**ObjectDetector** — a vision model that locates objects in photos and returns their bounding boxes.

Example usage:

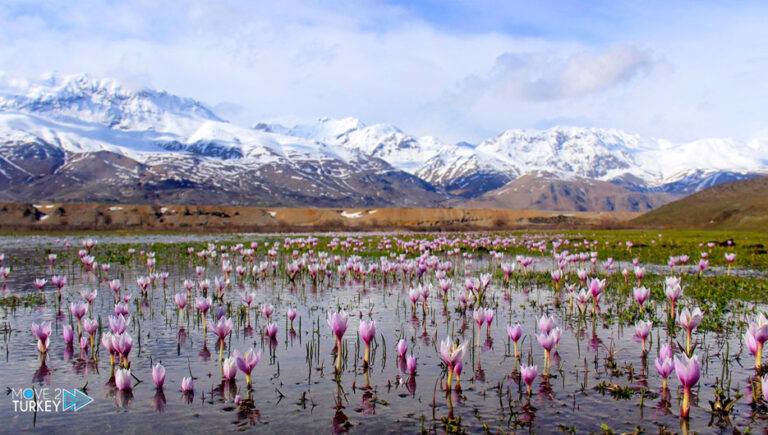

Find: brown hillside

[0,202,638,232]
[631,177,768,230]
[461,172,677,212]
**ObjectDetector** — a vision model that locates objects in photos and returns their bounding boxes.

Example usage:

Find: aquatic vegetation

[0,230,767,432]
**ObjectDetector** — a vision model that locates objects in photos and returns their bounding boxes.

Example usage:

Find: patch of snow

[340,211,363,219]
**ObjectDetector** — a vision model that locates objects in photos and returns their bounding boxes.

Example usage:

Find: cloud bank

[0,0,766,144]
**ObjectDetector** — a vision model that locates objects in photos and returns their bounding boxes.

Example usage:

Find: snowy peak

[476,126,659,182]
[254,117,444,173]
[0,72,222,131]
[0,73,389,166]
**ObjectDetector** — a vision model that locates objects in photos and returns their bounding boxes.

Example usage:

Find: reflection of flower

[182,391,195,404]
[483,336,494,351]
[406,376,416,394]
[153,391,167,413]
[198,344,211,361]
[33,363,51,385]
[332,409,350,434]
[354,389,377,415]
[115,390,133,408]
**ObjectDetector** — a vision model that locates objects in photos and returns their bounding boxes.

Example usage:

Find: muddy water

[0,235,765,434]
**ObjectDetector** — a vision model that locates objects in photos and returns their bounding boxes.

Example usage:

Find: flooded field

[1,231,767,433]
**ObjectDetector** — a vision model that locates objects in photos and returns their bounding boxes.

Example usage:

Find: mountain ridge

[1,72,766,212]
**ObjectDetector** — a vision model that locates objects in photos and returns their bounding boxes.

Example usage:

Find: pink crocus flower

[453,361,463,386]
[438,278,452,299]
[241,291,255,308]
[550,269,562,289]
[655,356,674,389]
[725,253,736,275]
[62,324,74,344]
[698,259,709,276]
[83,318,98,338]
[261,304,274,321]
[655,344,674,390]
[115,302,130,317]
[328,310,349,371]
[507,323,523,358]
[633,286,650,309]
[748,313,768,368]
[679,307,703,354]
[31,321,52,353]
[397,339,408,358]
[108,314,130,334]
[440,337,467,390]
[266,322,278,339]
[634,266,646,284]
[209,317,234,340]
[536,330,557,372]
[31,320,52,342]
[406,355,417,375]
[287,308,297,329]
[577,268,587,283]
[102,333,117,365]
[152,363,166,390]
[213,305,226,320]
[408,288,420,309]
[51,275,66,292]
[222,356,238,380]
[359,319,376,365]
[108,279,121,295]
[538,314,556,334]
[674,354,701,419]
[70,301,87,319]
[521,364,539,396]
[181,376,194,393]
[80,289,97,305]
[112,332,133,367]
[115,368,132,391]
[634,320,652,354]
[235,348,261,387]
[664,277,682,319]
[36,336,50,354]
[473,309,485,346]
[484,308,495,327]
[174,293,187,310]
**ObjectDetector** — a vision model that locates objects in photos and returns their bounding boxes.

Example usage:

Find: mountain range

[1,72,766,211]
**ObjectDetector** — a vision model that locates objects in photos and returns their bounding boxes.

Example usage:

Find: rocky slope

[1,72,766,212]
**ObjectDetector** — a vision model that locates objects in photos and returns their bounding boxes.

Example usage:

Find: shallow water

[0,235,766,434]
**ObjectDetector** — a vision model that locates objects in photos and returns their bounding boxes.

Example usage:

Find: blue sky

[0,0,766,144]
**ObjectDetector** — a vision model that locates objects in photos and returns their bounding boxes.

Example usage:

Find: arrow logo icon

[62,389,93,411]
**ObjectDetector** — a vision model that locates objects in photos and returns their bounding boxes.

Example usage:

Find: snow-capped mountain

[255,117,444,173]
[0,73,445,207]
[1,72,766,212]
[418,127,768,197]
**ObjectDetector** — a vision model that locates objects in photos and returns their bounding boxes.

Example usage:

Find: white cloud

[0,0,766,145]
[455,45,657,103]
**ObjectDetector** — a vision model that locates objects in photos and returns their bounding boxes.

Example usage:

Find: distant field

[0,201,639,232]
